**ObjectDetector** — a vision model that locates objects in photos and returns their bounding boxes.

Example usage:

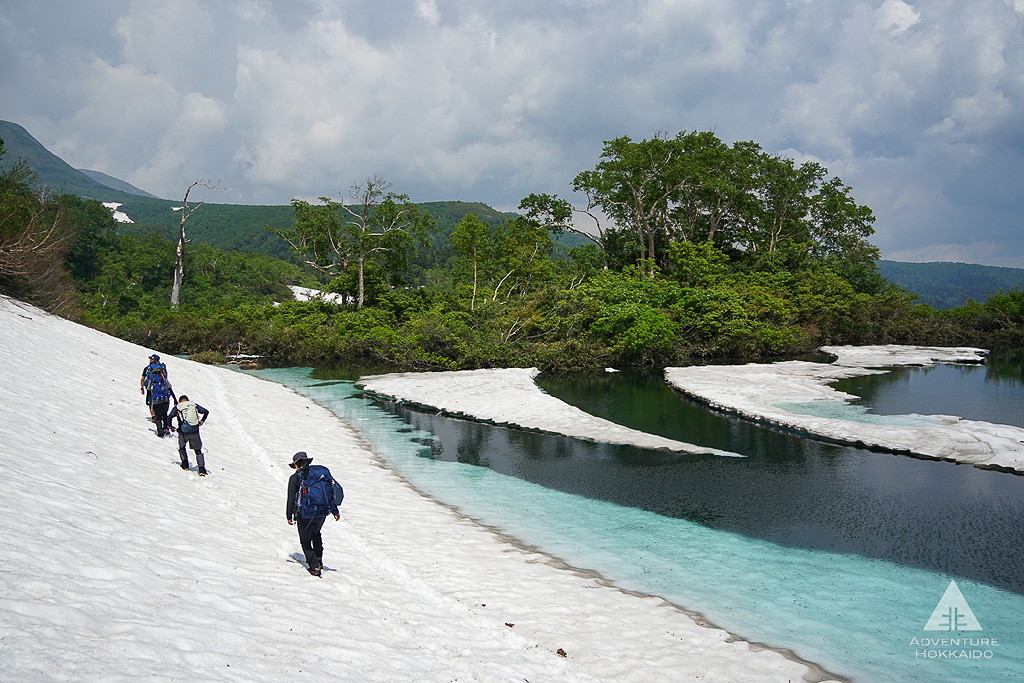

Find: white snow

[358,368,742,457]
[819,344,988,367]
[664,350,1024,473]
[288,285,349,305]
[0,296,827,682]
[101,201,133,223]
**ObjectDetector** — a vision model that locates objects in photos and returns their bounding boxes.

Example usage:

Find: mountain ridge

[77,167,160,199]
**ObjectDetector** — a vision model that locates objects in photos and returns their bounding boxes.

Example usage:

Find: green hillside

[0,119,554,259]
[878,260,1024,309]
[0,120,142,203]
[78,168,159,198]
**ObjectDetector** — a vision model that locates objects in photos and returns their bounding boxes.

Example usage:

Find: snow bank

[101,201,133,223]
[358,368,741,457]
[288,285,349,305]
[665,351,1024,473]
[0,297,829,682]
[819,344,988,367]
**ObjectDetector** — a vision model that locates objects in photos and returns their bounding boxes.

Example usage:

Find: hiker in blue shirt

[168,394,210,476]
[146,366,176,437]
[286,452,340,577]
[140,354,167,422]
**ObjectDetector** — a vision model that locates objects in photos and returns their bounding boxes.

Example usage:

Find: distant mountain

[77,168,159,199]
[878,260,1024,309]
[0,119,541,258]
[0,120,149,203]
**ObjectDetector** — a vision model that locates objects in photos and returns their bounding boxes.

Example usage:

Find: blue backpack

[297,465,343,518]
[149,375,172,404]
[144,362,167,388]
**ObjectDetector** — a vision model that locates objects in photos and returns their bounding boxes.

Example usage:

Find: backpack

[150,376,172,404]
[144,362,167,388]
[178,401,201,432]
[296,465,338,518]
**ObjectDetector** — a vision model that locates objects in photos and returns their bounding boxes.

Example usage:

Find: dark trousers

[177,430,205,467]
[296,516,327,569]
[152,400,171,436]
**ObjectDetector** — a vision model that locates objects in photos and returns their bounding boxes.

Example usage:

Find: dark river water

[251,349,1024,682]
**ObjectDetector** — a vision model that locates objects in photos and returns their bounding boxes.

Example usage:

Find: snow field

[0,297,826,682]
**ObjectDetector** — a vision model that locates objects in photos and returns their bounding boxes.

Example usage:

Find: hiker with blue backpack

[286,452,342,577]
[146,366,176,437]
[168,394,210,476]
[140,354,167,422]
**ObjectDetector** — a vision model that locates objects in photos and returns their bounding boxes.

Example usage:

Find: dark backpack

[297,465,337,518]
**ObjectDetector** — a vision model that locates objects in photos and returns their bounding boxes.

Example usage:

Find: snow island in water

[358,367,741,458]
[665,345,1024,474]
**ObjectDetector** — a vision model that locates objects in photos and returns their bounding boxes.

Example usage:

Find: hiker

[168,394,210,475]
[147,366,176,437]
[139,354,167,421]
[286,452,340,577]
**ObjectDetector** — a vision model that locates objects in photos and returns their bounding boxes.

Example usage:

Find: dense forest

[3,131,1024,371]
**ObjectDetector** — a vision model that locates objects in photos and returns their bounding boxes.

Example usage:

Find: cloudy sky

[2,0,1023,266]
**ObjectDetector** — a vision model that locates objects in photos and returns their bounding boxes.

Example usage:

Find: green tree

[449,213,492,310]
[273,176,435,309]
[568,130,878,279]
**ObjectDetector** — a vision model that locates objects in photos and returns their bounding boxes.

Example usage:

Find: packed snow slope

[0,297,831,682]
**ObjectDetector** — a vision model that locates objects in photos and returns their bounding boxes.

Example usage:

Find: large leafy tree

[566,130,879,281]
[274,176,436,309]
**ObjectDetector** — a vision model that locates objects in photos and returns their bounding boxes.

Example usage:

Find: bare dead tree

[0,198,78,315]
[171,179,222,307]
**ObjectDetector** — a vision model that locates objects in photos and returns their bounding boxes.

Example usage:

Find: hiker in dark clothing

[147,366,176,437]
[286,452,340,577]
[168,394,210,475]
[140,354,167,421]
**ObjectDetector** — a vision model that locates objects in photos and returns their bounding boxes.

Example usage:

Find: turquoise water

[251,366,1024,682]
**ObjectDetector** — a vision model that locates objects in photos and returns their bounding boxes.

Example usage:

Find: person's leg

[188,432,206,472]
[153,401,169,436]
[177,431,190,469]
[297,517,319,568]
[308,515,326,570]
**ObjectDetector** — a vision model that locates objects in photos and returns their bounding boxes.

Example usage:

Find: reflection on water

[528,370,1024,593]
[831,349,1024,427]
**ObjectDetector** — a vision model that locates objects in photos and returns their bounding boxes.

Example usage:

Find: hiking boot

[308,567,322,577]
[180,462,190,470]
[198,466,208,476]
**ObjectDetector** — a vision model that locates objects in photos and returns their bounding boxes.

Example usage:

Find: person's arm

[197,404,210,425]
[286,473,298,523]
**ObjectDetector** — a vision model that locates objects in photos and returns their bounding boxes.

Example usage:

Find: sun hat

[289,451,312,468]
